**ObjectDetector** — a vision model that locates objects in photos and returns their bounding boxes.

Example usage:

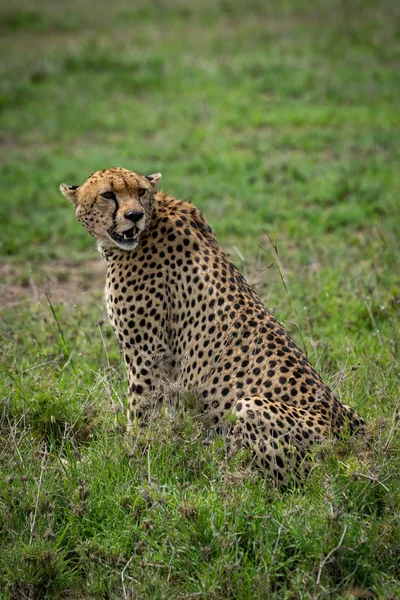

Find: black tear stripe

[107,178,119,227]
[111,198,119,227]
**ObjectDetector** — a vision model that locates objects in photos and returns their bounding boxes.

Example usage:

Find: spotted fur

[60,167,366,484]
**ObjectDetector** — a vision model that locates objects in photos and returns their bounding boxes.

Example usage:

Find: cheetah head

[60,167,162,251]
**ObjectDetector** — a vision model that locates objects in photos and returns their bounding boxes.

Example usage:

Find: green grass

[1,0,399,597]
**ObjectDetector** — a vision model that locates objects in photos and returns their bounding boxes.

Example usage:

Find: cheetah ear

[145,172,162,188]
[59,183,80,207]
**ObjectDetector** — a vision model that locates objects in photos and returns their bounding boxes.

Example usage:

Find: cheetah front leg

[125,363,165,429]
[123,341,174,429]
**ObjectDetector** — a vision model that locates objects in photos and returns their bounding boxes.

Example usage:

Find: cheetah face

[59,168,162,251]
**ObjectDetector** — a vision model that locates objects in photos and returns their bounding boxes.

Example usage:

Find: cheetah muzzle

[107,224,139,250]
[60,167,366,486]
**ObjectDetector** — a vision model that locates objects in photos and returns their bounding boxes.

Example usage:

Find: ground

[0,260,106,307]
[0,0,399,598]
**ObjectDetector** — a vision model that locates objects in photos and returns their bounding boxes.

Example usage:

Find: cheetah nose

[125,210,144,223]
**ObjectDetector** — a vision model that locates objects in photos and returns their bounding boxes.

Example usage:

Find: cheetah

[60,167,365,484]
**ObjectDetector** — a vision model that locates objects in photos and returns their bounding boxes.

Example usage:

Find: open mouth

[107,226,138,249]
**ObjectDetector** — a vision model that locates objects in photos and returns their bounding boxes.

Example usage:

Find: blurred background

[1,0,399,261]
[1,0,399,328]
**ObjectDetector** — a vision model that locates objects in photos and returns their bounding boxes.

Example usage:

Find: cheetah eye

[101,191,117,201]
[138,188,147,198]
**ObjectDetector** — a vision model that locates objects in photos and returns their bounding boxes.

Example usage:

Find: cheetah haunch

[60,167,365,484]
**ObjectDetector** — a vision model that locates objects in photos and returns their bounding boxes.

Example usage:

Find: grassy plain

[1,0,399,598]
